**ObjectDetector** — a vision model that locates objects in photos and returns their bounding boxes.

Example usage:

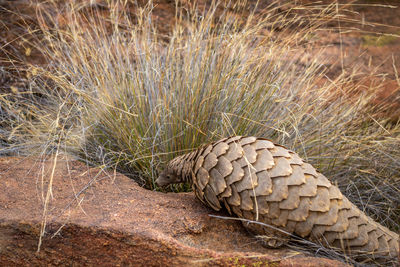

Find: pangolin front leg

[156,136,399,264]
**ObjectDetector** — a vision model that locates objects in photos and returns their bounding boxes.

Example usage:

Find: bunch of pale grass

[0,0,399,262]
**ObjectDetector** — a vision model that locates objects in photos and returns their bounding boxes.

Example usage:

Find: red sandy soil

[0,156,349,266]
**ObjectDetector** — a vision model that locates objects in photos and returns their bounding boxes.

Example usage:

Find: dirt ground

[0,156,349,266]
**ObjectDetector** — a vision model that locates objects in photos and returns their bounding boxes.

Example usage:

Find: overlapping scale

[162,136,399,263]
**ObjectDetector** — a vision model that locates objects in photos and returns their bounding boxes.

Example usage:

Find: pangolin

[156,136,399,264]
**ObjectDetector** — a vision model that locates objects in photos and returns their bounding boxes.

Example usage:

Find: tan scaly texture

[156,136,399,264]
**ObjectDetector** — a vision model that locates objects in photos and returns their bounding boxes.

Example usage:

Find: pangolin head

[155,157,184,187]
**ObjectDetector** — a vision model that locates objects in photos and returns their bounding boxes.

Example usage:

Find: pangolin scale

[156,136,399,264]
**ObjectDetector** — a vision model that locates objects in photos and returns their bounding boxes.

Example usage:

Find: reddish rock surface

[0,156,347,266]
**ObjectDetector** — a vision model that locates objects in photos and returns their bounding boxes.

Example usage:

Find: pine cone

[156,136,399,263]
